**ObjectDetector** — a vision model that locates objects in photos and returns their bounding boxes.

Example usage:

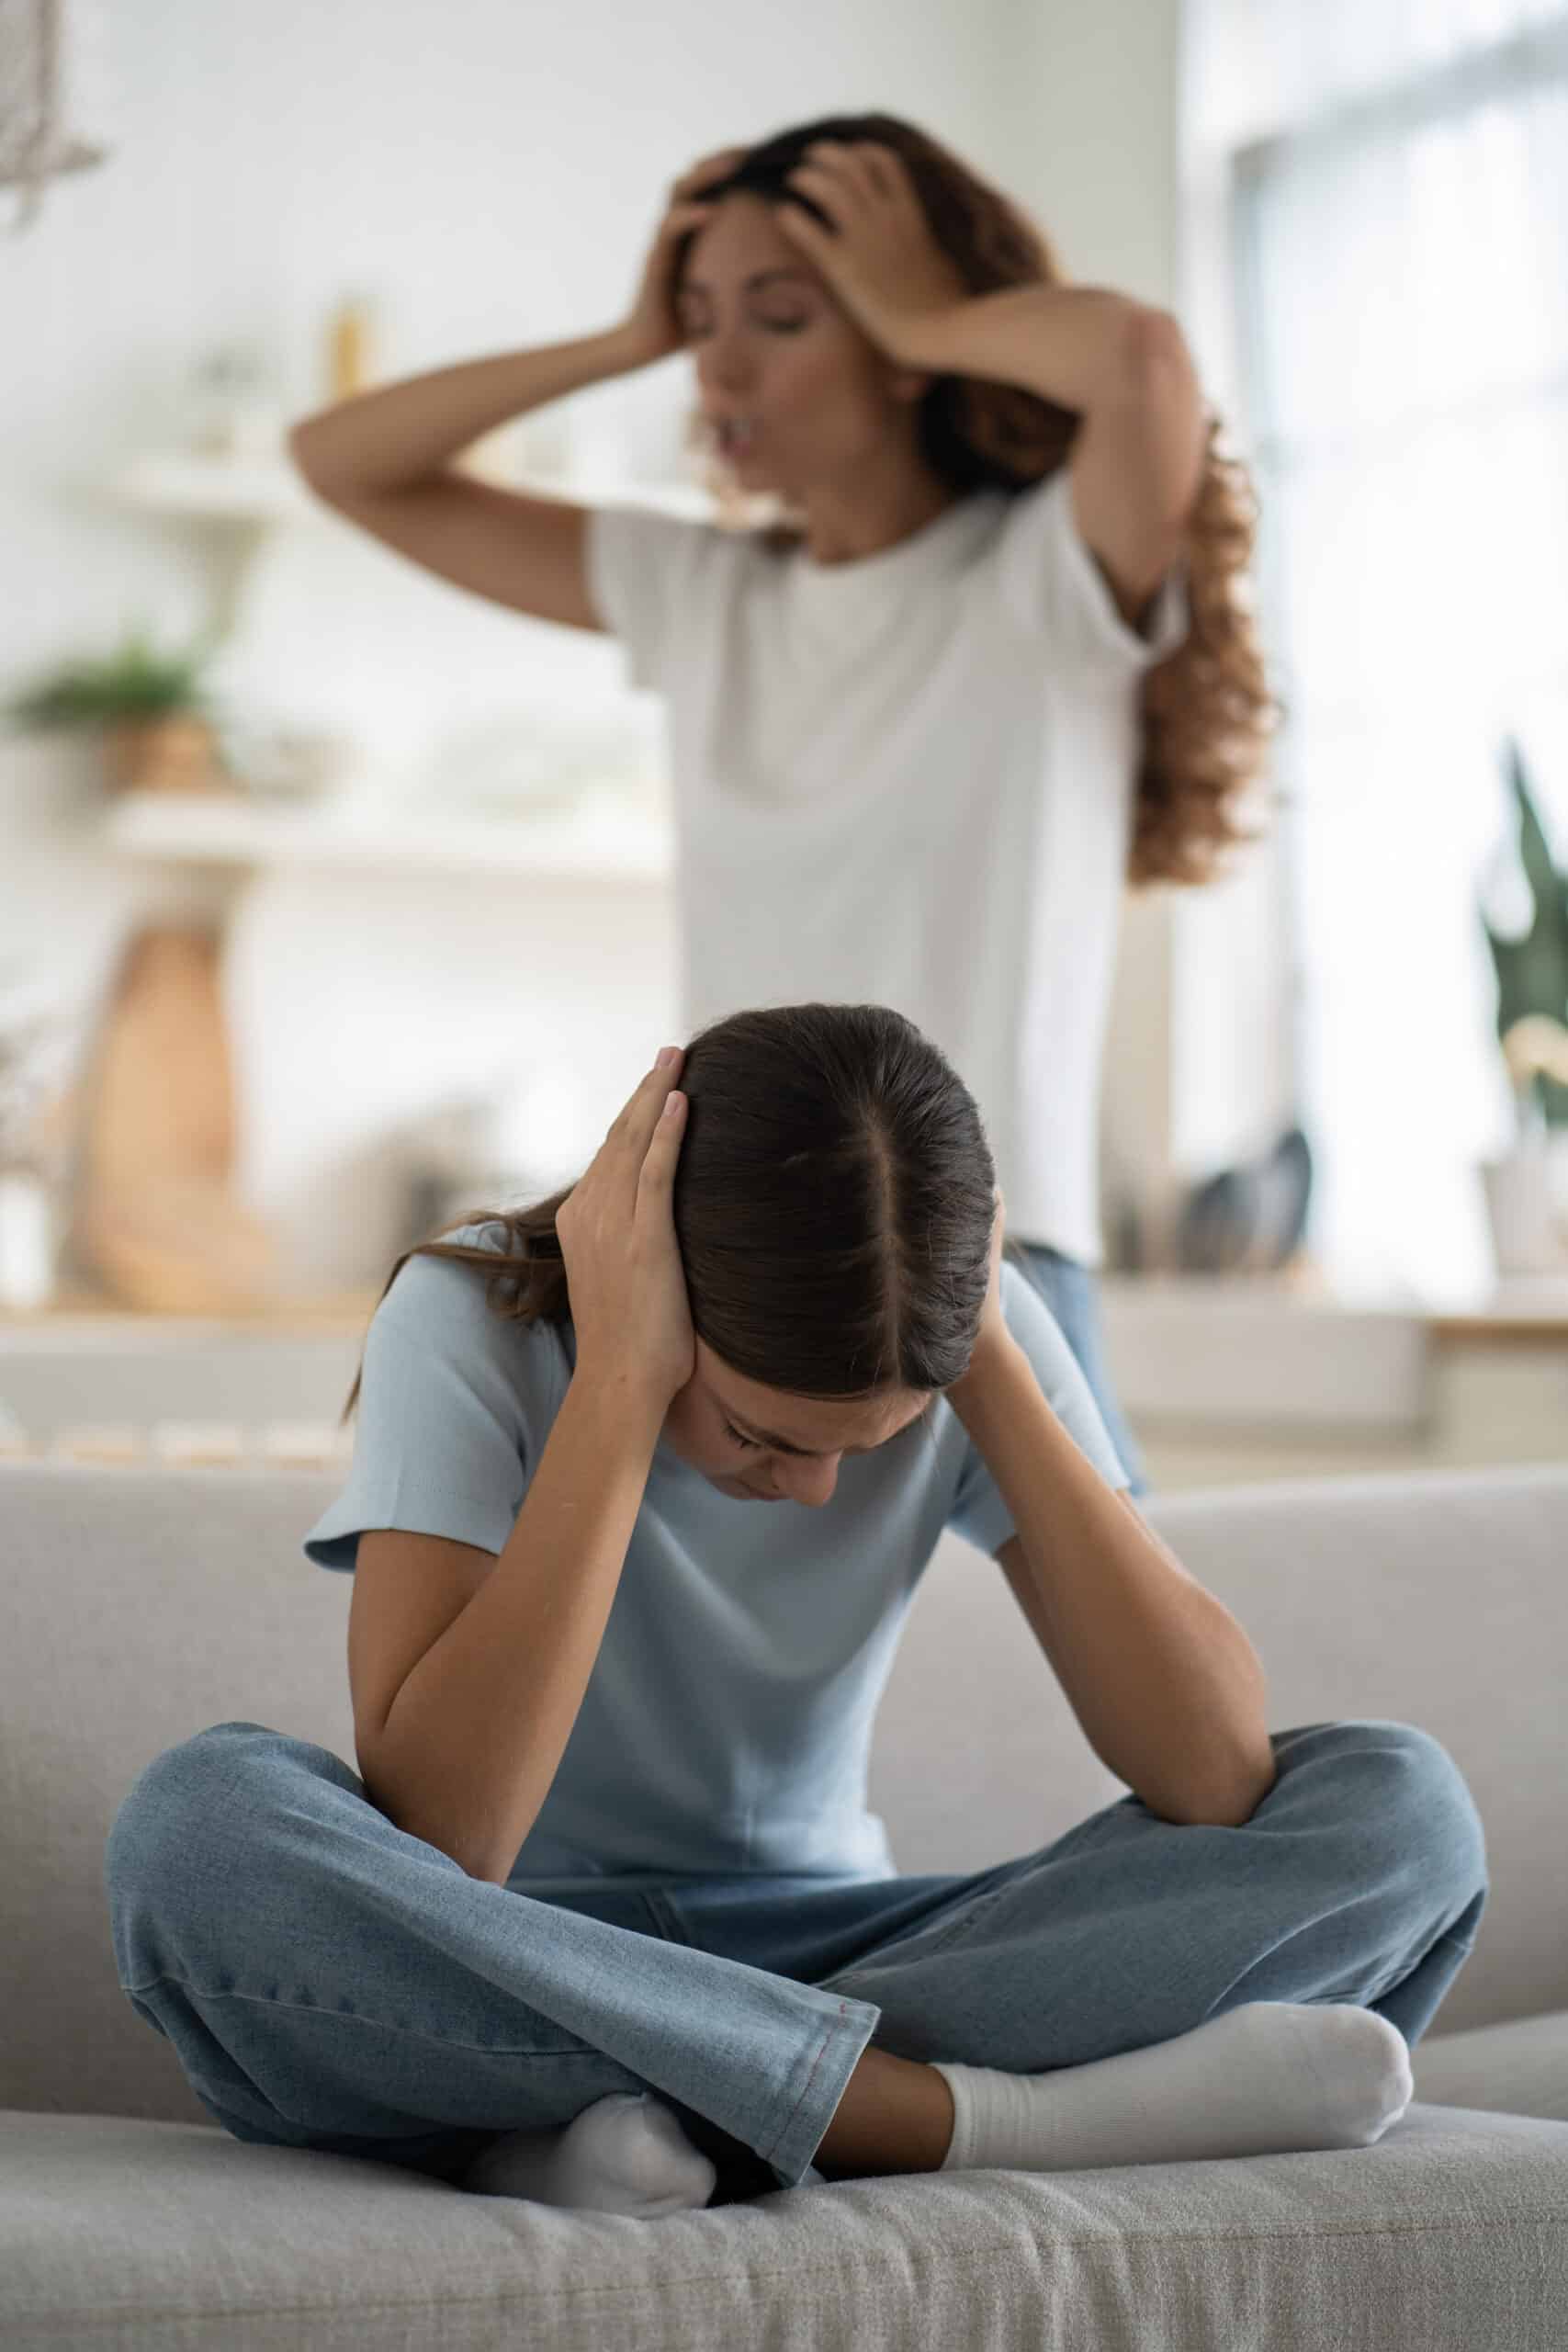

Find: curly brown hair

[679,112,1279,888]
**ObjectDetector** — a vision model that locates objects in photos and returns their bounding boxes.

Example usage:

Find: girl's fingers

[644,1088,684,1164]
[604,1050,680,1149]
[634,1049,684,1136]
[635,1087,685,1203]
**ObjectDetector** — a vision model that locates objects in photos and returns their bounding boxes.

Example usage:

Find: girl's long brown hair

[680,112,1278,888]
[346,1002,998,1416]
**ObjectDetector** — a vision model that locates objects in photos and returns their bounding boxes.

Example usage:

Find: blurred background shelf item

[107,453,715,526]
[108,454,317,524]
[99,786,674,883]
[1,1287,1561,1491]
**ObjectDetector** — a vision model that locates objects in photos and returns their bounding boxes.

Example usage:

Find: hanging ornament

[0,0,110,232]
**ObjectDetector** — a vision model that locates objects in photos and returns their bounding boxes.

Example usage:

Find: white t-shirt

[587,472,1187,1267]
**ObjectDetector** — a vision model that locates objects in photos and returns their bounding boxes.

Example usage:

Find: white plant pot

[0,1172,56,1310]
[1480,1131,1568,1277]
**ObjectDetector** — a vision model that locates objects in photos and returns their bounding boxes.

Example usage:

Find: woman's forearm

[288,323,650,498]
[359,1363,666,1883]
[947,1335,1276,1826]
[899,284,1181,420]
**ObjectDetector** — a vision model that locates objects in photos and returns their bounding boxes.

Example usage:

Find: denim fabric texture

[107,1717,1486,2197]
[1013,1242,1148,1496]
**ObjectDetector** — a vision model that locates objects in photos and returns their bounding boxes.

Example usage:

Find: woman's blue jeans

[106,1715,1486,2197]
[1014,1242,1148,1496]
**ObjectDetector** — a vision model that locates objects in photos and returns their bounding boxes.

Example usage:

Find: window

[1185,0,1568,1303]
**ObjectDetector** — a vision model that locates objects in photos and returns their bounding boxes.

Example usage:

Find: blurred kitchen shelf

[0,1294,379,1333]
[1100,1273,1568,1450]
[107,451,716,525]
[109,453,317,521]
[101,789,674,883]
[1099,1275,1431,1432]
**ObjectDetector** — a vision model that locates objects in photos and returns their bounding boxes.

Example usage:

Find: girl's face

[677,192,925,503]
[661,1336,933,1507]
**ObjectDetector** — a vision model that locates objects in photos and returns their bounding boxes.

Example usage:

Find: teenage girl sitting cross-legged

[106,1003,1485,2213]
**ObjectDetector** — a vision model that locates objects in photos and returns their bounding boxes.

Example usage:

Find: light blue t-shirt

[306,1229,1130,1882]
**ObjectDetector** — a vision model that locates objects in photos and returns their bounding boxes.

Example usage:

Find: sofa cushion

[1413,2010,1568,2123]
[7,1459,1568,2123]
[4,2105,1567,2352]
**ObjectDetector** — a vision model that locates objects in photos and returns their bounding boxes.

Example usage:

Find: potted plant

[4,626,227,793]
[1478,738,1568,1275]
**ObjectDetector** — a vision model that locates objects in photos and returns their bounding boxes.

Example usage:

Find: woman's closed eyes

[681,307,812,340]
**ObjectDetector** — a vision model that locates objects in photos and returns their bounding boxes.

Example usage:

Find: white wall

[3,0,1196,1290]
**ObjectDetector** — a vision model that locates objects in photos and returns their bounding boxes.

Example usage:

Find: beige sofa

[4,1456,1567,2348]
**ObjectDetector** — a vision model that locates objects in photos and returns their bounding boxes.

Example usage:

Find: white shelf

[107,451,716,525]
[109,453,316,521]
[101,789,674,884]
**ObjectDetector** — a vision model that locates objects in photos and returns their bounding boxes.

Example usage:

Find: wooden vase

[69,925,276,1315]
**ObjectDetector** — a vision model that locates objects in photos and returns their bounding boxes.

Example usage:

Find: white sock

[934,2002,1413,2174]
[459,2091,716,2217]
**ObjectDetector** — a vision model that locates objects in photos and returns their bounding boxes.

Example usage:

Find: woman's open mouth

[711,414,761,459]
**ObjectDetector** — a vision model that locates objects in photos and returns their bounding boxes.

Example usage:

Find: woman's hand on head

[619,146,750,367]
[774,140,969,365]
[555,1047,696,1407]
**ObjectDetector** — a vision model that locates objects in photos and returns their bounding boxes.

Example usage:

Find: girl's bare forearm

[950,1339,1274,1824]
[361,1364,668,1882]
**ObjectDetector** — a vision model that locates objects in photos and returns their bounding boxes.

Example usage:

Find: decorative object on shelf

[1481,739,1568,1128]
[423,702,661,823]
[214,718,357,803]
[0,1148,55,1312]
[325,292,378,401]
[66,925,276,1315]
[184,342,287,463]
[0,0,109,232]
[1477,738,1568,1277]
[393,1069,585,1257]
[2,1419,355,1467]
[0,967,68,1310]
[1174,1125,1315,1275]
[5,624,231,794]
[1480,1016,1568,1276]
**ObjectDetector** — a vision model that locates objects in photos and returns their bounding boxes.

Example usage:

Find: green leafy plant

[5,626,218,729]
[1482,738,1568,1129]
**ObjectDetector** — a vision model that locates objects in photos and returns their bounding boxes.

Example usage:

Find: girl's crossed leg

[105,1716,1485,2195]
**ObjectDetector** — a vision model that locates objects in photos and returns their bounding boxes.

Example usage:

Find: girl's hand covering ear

[556,1047,696,1406]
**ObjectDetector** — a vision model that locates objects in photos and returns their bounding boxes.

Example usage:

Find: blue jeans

[1015,1242,1148,1496]
[106,1717,1485,2198]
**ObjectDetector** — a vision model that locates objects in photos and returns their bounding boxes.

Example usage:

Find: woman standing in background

[288,112,1274,1493]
